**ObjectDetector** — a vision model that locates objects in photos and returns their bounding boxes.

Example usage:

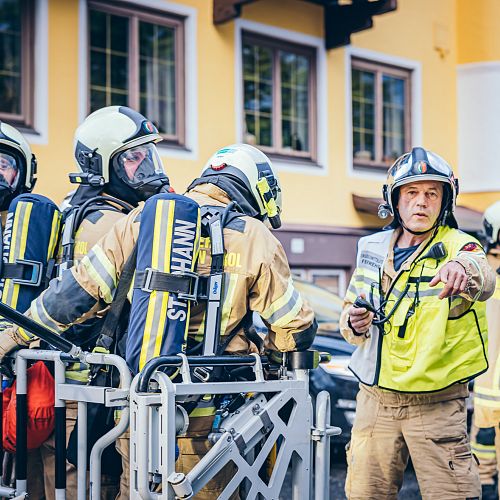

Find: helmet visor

[113,143,165,188]
[390,151,453,188]
[0,152,20,192]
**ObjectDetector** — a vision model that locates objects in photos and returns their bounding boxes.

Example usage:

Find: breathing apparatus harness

[58,188,134,275]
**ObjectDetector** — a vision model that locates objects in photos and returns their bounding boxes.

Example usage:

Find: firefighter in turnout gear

[471,200,500,499]
[341,147,495,499]
[0,121,45,499]
[0,143,316,499]
[20,106,171,500]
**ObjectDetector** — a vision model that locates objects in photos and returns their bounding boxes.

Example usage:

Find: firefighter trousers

[345,385,481,500]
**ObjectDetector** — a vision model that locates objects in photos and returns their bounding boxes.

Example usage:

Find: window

[352,58,411,170]
[0,0,34,127]
[292,268,347,296]
[242,32,316,161]
[88,2,185,144]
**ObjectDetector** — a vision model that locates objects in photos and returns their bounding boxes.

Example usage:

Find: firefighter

[341,147,495,499]
[0,121,44,499]
[471,200,500,500]
[27,106,171,500]
[0,143,317,499]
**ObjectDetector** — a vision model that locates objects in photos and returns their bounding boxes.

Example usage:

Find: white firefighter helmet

[71,106,170,200]
[0,121,37,209]
[483,201,500,247]
[378,146,459,229]
[200,144,283,228]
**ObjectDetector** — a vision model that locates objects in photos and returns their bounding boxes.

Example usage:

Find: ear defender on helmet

[256,176,281,229]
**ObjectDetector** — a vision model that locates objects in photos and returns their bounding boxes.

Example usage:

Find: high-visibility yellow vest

[346,225,488,393]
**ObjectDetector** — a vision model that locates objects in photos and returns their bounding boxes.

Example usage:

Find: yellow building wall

[454,0,500,212]
[29,0,478,228]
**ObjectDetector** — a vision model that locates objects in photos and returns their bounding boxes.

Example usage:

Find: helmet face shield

[0,151,20,192]
[113,143,165,189]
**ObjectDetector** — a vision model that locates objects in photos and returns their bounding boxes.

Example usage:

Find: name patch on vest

[359,250,384,270]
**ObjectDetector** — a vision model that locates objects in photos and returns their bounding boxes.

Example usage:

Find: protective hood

[187,175,261,219]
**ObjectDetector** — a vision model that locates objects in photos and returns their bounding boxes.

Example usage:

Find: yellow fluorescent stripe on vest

[261,278,295,320]
[153,200,176,358]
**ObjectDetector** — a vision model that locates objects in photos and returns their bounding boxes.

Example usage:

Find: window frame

[242,31,317,162]
[0,0,35,128]
[88,0,185,146]
[351,57,412,171]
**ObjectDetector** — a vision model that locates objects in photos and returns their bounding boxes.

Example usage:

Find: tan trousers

[345,385,481,500]
[115,416,238,499]
[26,402,119,500]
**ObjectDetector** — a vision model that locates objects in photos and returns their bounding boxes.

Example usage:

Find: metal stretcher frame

[129,353,340,500]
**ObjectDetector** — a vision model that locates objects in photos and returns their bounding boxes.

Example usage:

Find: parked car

[292,278,358,445]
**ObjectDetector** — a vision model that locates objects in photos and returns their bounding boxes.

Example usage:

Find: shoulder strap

[201,202,238,356]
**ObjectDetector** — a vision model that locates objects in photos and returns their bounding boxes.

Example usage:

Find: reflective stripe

[139,200,174,370]
[81,246,117,303]
[30,295,61,333]
[474,386,500,398]
[471,442,495,460]
[268,290,303,328]
[474,391,500,408]
[18,327,31,341]
[261,278,304,328]
[471,441,496,453]
[220,273,238,336]
[261,278,295,320]
[47,209,62,259]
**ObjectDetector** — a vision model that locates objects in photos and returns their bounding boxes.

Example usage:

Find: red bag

[2,361,55,453]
